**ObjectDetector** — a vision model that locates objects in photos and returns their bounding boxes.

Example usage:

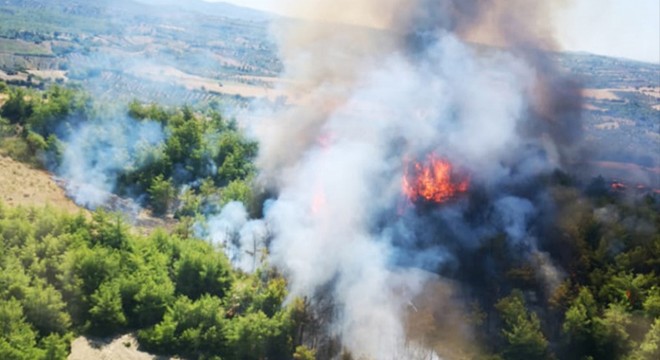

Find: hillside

[0,2,659,360]
[0,154,81,213]
[69,333,179,360]
[0,0,657,186]
[0,0,284,108]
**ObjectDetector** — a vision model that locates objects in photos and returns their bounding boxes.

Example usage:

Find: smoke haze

[57,115,165,209]
[204,201,269,272]
[242,0,585,357]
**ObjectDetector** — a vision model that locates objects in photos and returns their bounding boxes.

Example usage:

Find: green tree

[88,281,126,335]
[138,295,229,358]
[227,311,279,360]
[562,287,598,358]
[1,88,33,125]
[90,211,129,249]
[148,175,175,216]
[221,179,253,208]
[0,299,44,360]
[173,243,233,300]
[27,85,90,136]
[495,290,550,360]
[627,318,660,360]
[293,345,316,360]
[21,282,71,336]
[643,287,660,318]
[215,131,257,184]
[61,245,121,322]
[594,303,633,359]
[165,115,204,172]
[118,244,175,328]
[39,333,70,360]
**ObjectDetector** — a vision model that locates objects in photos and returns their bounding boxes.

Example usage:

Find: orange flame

[311,190,326,214]
[402,154,469,203]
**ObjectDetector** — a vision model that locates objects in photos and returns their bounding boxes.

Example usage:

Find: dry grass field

[0,155,83,214]
[69,334,181,360]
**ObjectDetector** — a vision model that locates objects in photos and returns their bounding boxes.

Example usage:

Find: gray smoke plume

[243,0,583,358]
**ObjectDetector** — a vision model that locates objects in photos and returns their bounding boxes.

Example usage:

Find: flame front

[402,154,469,203]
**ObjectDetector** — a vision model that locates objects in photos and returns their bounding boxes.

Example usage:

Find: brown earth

[583,87,660,101]
[0,153,176,234]
[126,64,290,101]
[26,69,67,81]
[0,155,83,214]
[69,334,181,360]
[0,69,29,83]
[582,88,621,101]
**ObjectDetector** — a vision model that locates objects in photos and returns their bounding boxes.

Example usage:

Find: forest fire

[610,181,626,191]
[402,154,469,203]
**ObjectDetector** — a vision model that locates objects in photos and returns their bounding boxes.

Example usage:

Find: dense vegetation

[1,173,656,360]
[470,178,660,360]
[0,82,258,217]
[123,100,258,216]
[1,82,659,359]
[0,81,313,360]
[0,203,318,360]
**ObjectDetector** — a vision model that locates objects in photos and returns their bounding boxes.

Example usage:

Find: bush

[148,175,175,216]
[173,243,233,300]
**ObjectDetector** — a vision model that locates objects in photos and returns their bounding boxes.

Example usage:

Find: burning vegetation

[402,154,469,204]
[1,1,659,360]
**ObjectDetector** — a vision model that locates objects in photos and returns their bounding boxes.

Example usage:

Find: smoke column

[247,0,583,357]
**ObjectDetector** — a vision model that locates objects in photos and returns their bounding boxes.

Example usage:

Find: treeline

[123,100,257,216]
[0,82,258,217]
[2,82,659,359]
[0,81,87,167]
[0,203,315,360]
[470,176,660,360]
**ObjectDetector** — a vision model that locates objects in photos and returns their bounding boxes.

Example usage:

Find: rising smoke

[237,0,585,358]
[57,115,165,210]
[203,201,269,272]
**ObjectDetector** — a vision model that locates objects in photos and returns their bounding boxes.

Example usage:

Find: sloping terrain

[0,154,82,213]
[69,334,180,360]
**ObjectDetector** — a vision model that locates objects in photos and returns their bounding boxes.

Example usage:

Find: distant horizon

[203,0,659,64]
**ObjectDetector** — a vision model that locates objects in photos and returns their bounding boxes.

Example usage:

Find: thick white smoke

[248,26,565,356]
[210,0,579,359]
[204,201,269,272]
[57,116,165,209]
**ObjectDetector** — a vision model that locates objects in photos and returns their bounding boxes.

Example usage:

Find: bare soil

[0,69,29,83]
[0,155,83,214]
[582,88,621,100]
[583,87,660,101]
[126,64,289,100]
[69,334,181,360]
[26,69,67,81]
